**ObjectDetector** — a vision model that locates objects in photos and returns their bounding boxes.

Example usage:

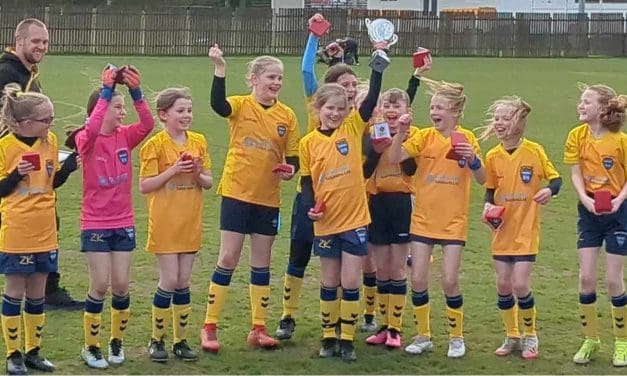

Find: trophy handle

[388,34,399,47]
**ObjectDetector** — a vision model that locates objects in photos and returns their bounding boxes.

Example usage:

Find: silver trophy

[365,18,398,73]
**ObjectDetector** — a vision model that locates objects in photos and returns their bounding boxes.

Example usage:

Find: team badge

[520,165,533,184]
[603,157,614,170]
[277,124,287,137]
[335,139,349,156]
[49,250,58,262]
[457,158,466,168]
[46,160,54,177]
[118,149,129,164]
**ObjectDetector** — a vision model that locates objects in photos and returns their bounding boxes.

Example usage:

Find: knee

[389,266,406,281]
[496,277,512,295]
[579,272,597,292]
[110,282,129,297]
[441,274,459,295]
[159,275,178,292]
[218,250,239,269]
[411,274,429,292]
[605,276,625,296]
[512,280,530,298]
[89,282,109,299]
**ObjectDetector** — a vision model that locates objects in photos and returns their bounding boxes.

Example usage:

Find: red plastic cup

[21,152,40,171]
[413,48,431,68]
[309,19,331,37]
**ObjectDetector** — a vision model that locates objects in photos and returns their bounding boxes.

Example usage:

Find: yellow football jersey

[403,126,483,241]
[0,132,59,253]
[300,118,370,237]
[564,123,627,197]
[366,126,418,195]
[486,139,560,255]
[139,130,212,253]
[217,95,300,208]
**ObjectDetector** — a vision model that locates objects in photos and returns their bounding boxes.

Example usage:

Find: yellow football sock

[84,312,102,348]
[1,314,21,356]
[151,305,171,341]
[281,274,303,319]
[612,305,627,340]
[520,306,537,337]
[320,298,340,339]
[110,308,130,341]
[499,306,520,338]
[204,282,228,325]
[377,292,390,327]
[172,304,191,344]
[413,302,431,338]
[23,312,45,353]
[250,284,270,327]
[363,285,377,316]
[388,293,405,331]
[447,306,464,338]
[580,302,598,339]
[340,299,360,341]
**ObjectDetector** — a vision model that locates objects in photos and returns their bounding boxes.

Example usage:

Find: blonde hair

[478,96,532,141]
[15,18,46,39]
[246,56,283,88]
[311,83,349,115]
[422,77,466,115]
[155,87,192,112]
[0,83,51,138]
[579,83,627,132]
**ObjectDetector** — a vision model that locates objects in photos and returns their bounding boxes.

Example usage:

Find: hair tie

[15,91,23,98]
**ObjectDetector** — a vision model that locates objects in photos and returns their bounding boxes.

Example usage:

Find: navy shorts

[0,250,58,274]
[577,202,627,255]
[313,227,368,258]
[81,227,136,252]
[290,192,314,242]
[492,255,536,263]
[410,234,466,247]
[368,192,412,245]
[220,196,279,236]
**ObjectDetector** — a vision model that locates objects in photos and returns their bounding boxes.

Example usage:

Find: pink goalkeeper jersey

[76,97,154,230]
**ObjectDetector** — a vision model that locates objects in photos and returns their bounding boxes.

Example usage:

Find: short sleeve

[139,139,159,178]
[299,138,311,176]
[563,129,580,165]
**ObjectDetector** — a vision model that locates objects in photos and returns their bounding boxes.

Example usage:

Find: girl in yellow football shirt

[0,84,78,373]
[389,78,486,358]
[362,89,418,349]
[479,96,561,360]
[139,88,212,363]
[300,83,370,362]
[564,84,627,367]
[200,44,300,352]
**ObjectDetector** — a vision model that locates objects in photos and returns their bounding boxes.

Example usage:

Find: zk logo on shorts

[318,239,332,249]
[19,255,34,265]
[125,227,135,240]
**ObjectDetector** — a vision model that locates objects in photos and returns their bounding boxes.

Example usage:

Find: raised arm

[302,14,324,97]
[75,67,117,155]
[358,69,383,122]
[209,44,231,117]
[119,67,155,149]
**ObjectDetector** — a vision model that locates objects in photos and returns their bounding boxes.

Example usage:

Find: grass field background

[1,55,626,374]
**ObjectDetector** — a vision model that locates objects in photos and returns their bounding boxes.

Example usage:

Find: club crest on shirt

[118,149,129,164]
[457,158,466,168]
[335,139,349,156]
[520,165,533,184]
[603,156,614,170]
[46,160,54,177]
[277,124,287,137]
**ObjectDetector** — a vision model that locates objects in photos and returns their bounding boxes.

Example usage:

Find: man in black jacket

[0,18,83,310]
